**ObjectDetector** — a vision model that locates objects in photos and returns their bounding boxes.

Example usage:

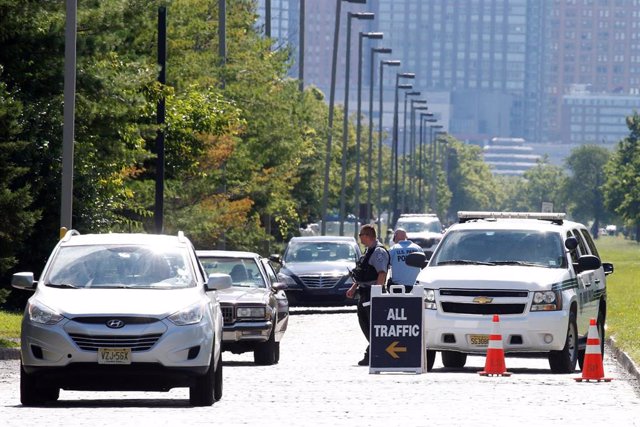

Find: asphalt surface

[1,307,639,427]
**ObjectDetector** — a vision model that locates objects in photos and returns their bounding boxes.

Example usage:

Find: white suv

[12,231,230,406]
[407,211,613,373]
[393,214,443,255]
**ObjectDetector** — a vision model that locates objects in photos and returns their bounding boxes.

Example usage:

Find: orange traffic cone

[479,314,512,377]
[575,318,612,382]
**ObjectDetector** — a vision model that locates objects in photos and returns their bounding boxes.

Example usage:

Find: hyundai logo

[106,319,125,329]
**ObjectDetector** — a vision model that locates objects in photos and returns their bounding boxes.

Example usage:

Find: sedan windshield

[284,242,356,263]
[44,245,196,289]
[200,257,266,288]
[431,230,565,268]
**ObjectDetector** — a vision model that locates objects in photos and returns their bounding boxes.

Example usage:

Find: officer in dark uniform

[346,224,389,366]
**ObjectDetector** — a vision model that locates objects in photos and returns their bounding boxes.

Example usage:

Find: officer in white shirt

[388,228,424,291]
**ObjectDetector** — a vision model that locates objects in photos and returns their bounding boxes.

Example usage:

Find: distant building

[562,86,637,144]
[483,137,541,176]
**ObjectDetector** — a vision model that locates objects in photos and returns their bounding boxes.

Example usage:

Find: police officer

[346,224,389,366]
[388,228,424,292]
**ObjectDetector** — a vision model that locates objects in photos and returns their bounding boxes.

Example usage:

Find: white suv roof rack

[399,213,438,218]
[457,211,566,224]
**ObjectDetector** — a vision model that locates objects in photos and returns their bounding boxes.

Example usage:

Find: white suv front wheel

[548,312,578,373]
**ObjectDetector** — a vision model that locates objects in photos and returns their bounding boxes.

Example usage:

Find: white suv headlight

[424,288,437,310]
[531,291,562,311]
[28,300,64,325]
[168,303,205,325]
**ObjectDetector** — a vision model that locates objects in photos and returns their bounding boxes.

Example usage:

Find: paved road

[1,308,639,426]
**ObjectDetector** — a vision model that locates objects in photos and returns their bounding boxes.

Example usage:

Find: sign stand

[369,284,425,374]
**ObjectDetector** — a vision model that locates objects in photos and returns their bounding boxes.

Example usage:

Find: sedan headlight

[277,272,296,286]
[27,300,64,325]
[168,303,205,325]
[531,291,562,311]
[237,307,267,319]
[423,288,437,310]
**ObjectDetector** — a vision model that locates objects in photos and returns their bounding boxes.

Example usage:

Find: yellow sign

[385,341,407,359]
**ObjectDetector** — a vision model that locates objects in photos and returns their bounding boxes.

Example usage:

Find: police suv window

[566,231,580,264]
[579,229,600,258]
[571,229,589,257]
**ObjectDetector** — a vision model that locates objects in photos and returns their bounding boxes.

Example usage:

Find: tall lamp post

[298,0,305,92]
[410,103,428,211]
[354,31,383,237]
[401,91,420,212]
[391,73,415,227]
[61,0,77,233]
[429,123,444,212]
[366,46,391,226]
[377,59,401,238]
[419,114,436,211]
[339,11,375,236]
[320,0,366,236]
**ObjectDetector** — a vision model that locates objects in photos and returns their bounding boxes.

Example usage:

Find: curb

[0,347,20,361]
[607,336,640,382]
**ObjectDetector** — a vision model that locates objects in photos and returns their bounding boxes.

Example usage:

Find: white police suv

[407,211,613,373]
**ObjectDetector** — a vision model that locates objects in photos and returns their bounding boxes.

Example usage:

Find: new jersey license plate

[98,347,131,365]
[469,334,489,347]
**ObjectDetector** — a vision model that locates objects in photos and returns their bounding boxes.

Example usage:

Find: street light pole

[377,59,401,238]
[429,123,444,212]
[298,0,305,92]
[401,91,420,213]
[391,73,414,228]
[321,0,366,236]
[366,46,391,226]
[355,31,383,237]
[61,0,77,233]
[339,11,374,236]
[419,114,436,211]
[410,103,428,211]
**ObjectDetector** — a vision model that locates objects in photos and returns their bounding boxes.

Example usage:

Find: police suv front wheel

[548,312,578,374]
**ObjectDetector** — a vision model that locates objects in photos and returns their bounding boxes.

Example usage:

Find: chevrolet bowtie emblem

[473,296,493,304]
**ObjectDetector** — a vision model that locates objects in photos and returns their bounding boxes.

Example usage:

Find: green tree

[446,139,498,221]
[519,158,567,213]
[564,145,611,234]
[603,113,640,240]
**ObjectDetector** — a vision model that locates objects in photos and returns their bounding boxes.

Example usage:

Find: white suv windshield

[431,230,565,268]
[45,245,196,289]
[397,220,441,233]
[284,242,356,263]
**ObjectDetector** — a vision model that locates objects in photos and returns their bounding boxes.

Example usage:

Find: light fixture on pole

[320,0,367,236]
[339,11,375,236]
[354,31,383,237]
[377,59,401,238]
[391,73,415,227]
[401,91,420,213]
[366,46,391,226]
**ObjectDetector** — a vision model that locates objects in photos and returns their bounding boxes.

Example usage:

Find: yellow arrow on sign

[386,341,407,359]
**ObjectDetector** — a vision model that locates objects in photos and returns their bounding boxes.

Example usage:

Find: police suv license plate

[469,334,489,347]
[98,348,131,364]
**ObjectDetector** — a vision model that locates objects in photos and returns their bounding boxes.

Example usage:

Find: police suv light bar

[457,211,566,224]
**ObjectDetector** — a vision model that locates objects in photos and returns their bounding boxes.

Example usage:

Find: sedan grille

[221,305,235,324]
[69,333,162,352]
[299,275,343,288]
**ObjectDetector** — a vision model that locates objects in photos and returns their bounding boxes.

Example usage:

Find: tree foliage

[603,113,640,238]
